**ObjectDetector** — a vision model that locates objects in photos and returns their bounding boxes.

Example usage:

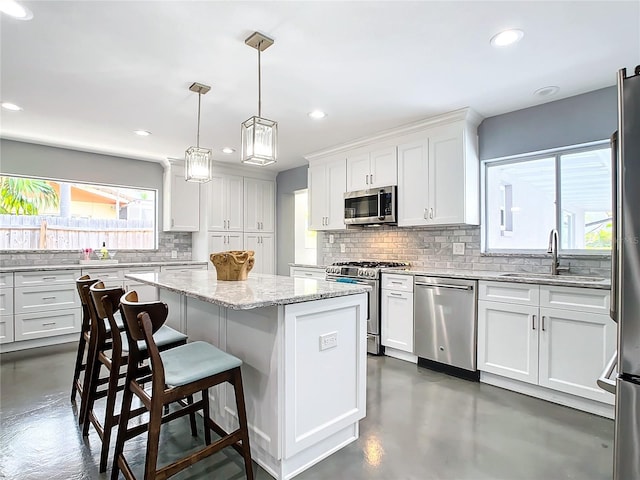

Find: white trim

[481,138,610,165]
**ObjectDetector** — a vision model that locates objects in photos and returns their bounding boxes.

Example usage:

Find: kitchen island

[124,270,369,480]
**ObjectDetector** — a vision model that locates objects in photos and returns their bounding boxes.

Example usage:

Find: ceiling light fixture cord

[196,91,201,148]
[258,41,262,117]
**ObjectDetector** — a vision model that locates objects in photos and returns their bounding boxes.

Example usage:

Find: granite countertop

[383,267,611,290]
[0,261,208,273]
[125,270,370,310]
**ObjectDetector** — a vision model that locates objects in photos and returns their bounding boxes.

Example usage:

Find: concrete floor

[0,343,614,480]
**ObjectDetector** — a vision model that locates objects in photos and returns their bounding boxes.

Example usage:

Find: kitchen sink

[499,273,607,282]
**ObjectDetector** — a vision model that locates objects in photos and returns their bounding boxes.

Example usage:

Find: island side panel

[283,293,368,459]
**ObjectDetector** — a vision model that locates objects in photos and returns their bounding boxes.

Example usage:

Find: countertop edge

[1,261,209,273]
[381,268,611,290]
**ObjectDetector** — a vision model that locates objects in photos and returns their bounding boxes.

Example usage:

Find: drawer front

[0,315,15,344]
[15,308,81,341]
[0,272,13,288]
[382,273,413,292]
[0,288,13,315]
[161,264,207,272]
[15,269,81,287]
[290,267,326,279]
[540,286,610,314]
[15,285,79,313]
[81,268,123,283]
[479,281,539,305]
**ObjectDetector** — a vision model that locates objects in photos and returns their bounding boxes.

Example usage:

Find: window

[0,175,157,251]
[294,189,317,264]
[484,144,611,253]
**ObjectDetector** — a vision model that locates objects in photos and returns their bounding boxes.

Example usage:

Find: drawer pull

[42,276,56,280]
[304,273,313,276]
[389,292,403,297]
[42,322,57,326]
[42,296,57,300]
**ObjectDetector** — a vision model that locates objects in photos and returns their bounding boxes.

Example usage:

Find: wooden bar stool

[84,282,189,472]
[113,290,253,480]
[73,275,126,424]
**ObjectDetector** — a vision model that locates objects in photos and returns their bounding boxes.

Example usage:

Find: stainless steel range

[325,261,409,354]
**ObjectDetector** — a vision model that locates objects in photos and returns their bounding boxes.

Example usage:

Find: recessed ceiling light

[0,1,33,20]
[534,86,560,98]
[134,130,151,136]
[222,147,235,154]
[1,102,22,111]
[308,110,327,119]
[490,29,524,47]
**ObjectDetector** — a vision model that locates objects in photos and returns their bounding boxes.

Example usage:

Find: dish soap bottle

[100,242,109,260]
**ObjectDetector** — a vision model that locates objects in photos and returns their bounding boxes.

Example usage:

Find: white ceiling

[1,1,639,172]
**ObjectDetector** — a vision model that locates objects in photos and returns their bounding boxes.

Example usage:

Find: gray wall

[275,164,308,275]
[478,86,617,160]
[0,139,193,264]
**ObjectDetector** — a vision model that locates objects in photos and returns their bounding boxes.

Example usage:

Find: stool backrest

[120,290,169,343]
[90,281,125,351]
[76,275,99,318]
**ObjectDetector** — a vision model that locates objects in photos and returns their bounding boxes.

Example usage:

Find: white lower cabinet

[124,267,160,302]
[0,286,14,343]
[381,274,415,361]
[15,308,82,341]
[478,281,615,414]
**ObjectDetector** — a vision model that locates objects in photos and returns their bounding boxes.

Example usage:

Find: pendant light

[185,82,213,182]
[241,31,277,166]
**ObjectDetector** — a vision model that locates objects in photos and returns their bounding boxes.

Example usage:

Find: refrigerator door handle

[610,131,619,323]
[597,350,618,395]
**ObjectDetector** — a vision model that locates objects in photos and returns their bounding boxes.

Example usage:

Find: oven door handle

[415,282,473,291]
[326,276,374,286]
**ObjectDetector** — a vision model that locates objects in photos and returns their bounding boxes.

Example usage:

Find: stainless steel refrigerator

[599,65,640,480]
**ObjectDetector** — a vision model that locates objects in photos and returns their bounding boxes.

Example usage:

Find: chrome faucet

[547,228,569,275]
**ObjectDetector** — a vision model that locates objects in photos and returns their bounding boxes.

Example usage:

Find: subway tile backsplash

[319,226,611,277]
[0,232,193,267]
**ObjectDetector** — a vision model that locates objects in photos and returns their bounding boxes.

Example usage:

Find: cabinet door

[397,139,429,226]
[259,234,275,275]
[381,290,414,352]
[326,159,347,230]
[538,307,616,404]
[207,175,226,231]
[208,232,228,255]
[243,178,263,232]
[428,124,465,225]
[346,153,371,192]
[370,146,397,188]
[226,175,244,232]
[164,168,200,232]
[477,300,539,384]
[308,164,327,230]
[259,180,275,232]
[0,315,14,344]
[227,233,244,251]
[244,234,261,273]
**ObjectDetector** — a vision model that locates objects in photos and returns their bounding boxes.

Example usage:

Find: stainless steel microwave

[344,186,397,225]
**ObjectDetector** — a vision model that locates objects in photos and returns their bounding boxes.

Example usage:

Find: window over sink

[0,174,157,251]
[484,143,612,254]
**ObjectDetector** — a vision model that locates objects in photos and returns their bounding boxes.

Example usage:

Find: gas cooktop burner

[331,261,409,269]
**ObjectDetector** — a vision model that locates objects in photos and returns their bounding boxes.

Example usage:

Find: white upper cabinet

[397,116,480,227]
[207,174,244,232]
[244,178,275,233]
[346,146,397,192]
[309,157,347,231]
[397,139,429,226]
[163,163,200,232]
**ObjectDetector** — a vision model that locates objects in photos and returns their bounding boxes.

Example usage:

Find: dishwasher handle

[414,282,473,291]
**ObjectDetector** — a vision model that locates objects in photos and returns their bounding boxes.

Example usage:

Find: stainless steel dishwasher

[414,276,478,377]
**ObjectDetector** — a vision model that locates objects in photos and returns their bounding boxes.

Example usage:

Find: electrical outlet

[329,234,335,244]
[171,250,178,259]
[319,332,338,351]
[340,243,346,253]
[452,243,465,255]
